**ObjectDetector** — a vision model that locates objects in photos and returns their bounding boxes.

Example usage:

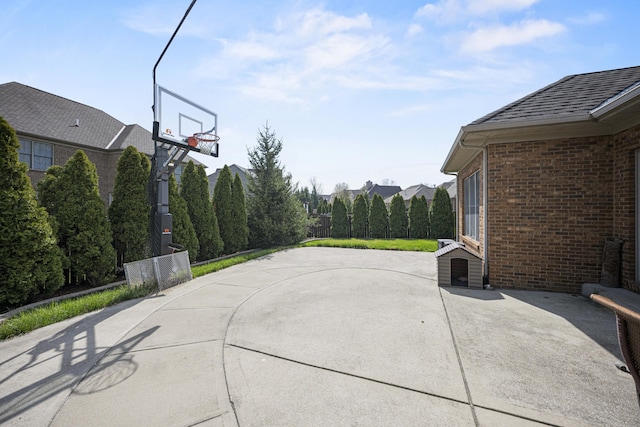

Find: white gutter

[590,81,640,118]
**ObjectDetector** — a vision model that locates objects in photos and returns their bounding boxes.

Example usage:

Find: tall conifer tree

[231,173,249,251]
[109,146,151,267]
[389,194,408,238]
[246,124,306,248]
[40,150,115,286]
[213,165,234,253]
[0,117,63,306]
[169,174,199,261]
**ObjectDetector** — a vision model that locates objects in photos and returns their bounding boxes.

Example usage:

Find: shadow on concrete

[504,289,622,361]
[440,286,506,301]
[0,300,158,424]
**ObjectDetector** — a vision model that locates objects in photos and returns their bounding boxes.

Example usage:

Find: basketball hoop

[189,132,219,156]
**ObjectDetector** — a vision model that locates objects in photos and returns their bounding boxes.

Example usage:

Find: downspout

[457,137,489,279]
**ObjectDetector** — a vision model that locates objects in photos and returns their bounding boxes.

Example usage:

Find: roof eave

[440,113,614,174]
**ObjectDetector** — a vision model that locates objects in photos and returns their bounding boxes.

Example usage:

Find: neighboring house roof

[367,184,401,199]
[384,184,436,205]
[0,81,155,155]
[442,65,640,173]
[208,164,251,195]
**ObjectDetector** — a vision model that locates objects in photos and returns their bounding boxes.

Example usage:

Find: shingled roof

[442,65,640,174]
[472,66,640,125]
[0,82,154,155]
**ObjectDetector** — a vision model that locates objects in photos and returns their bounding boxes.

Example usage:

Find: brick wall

[487,136,615,293]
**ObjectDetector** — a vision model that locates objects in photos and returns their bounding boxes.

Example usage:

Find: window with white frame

[464,172,479,241]
[19,138,53,170]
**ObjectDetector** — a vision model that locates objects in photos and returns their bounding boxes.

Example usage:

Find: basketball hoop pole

[151,0,198,257]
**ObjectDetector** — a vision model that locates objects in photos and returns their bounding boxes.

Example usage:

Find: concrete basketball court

[0,247,638,426]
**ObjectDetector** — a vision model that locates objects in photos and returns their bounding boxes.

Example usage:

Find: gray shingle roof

[0,82,153,154]
[472,66,640,125]
[384,184,436,204]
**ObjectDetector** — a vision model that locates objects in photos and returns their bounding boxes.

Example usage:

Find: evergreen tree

[181,162,223,260]
[408,195,429,239]
[169,174,199,262]
[331,198,349,238]
[246,124,307,248]
[352,193,368,238]
[421,195,431,238]
[41,150,115,286]
[369,194,388,239]
[213,165,234,254]
[231,173,249,252]
[109,146,151,267]
[430,187,455,239]
[389,194,408,238]
[0,117,63,307]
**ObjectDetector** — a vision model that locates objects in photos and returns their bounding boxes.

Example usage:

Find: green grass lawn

[1,240,436,340]
[301,238,438,252]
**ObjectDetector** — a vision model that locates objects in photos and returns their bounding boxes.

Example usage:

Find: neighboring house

[441,65,640,294]
[208,164,251,196]
[364,180,401,200]
[0,82,200,204]
[384,184,437,209]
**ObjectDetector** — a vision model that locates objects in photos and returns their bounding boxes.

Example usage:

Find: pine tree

[331,198,349,238]
[430,187,455,239]
[246,124,307,248]
[352,193,368,238]
[40,150,115,286]
[421,195,431,238]
[109,146,151,267]
[231,173,249,251]
[408,195,429,239]
[0,117,63,307]
[389,194,408,238]
[181,162,223,260]
[213,165,234,254]
[369,194,388,239]
[169,174,199,262]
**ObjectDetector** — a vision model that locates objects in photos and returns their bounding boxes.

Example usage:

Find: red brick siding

[487,136,615,293]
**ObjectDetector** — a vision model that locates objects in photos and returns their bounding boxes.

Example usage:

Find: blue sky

[2,0,638,194]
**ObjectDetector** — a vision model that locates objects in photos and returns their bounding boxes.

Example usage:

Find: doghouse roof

[435,242,482,259]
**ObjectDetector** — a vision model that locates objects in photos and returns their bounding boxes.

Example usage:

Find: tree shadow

[0,300,159,424]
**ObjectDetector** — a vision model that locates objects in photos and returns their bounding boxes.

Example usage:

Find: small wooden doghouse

[435,242,483,289]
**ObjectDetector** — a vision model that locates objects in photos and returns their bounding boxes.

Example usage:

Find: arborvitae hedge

[109,146,151,267]
[409,195,429,239]
[0,116,63,307]
[331,198,349,238]
[213,165,234,254]
[169,174,199,262]
[181,161,223,261]
[41,150,115,286]
[351,193,368,238]
[231,173,249,252]
[430,187,454,239]
[389,193,408,238]
[369,194,388,238]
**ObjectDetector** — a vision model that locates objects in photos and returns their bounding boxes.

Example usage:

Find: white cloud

[277,8,372,38]
[568,11,607,26]
[416,0,538,21]
[467,0,538,15]
[460,19,566,53]
[389,103,434,117]
[406,23,423,37]
[224,40,280,60]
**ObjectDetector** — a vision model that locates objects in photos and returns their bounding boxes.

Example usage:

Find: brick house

[0,82,200,205]
[441,65,640,294]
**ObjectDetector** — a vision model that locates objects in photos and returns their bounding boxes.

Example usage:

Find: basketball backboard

[153,84,219,156]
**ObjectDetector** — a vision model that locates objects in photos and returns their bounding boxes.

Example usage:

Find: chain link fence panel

[124,251,192,292]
